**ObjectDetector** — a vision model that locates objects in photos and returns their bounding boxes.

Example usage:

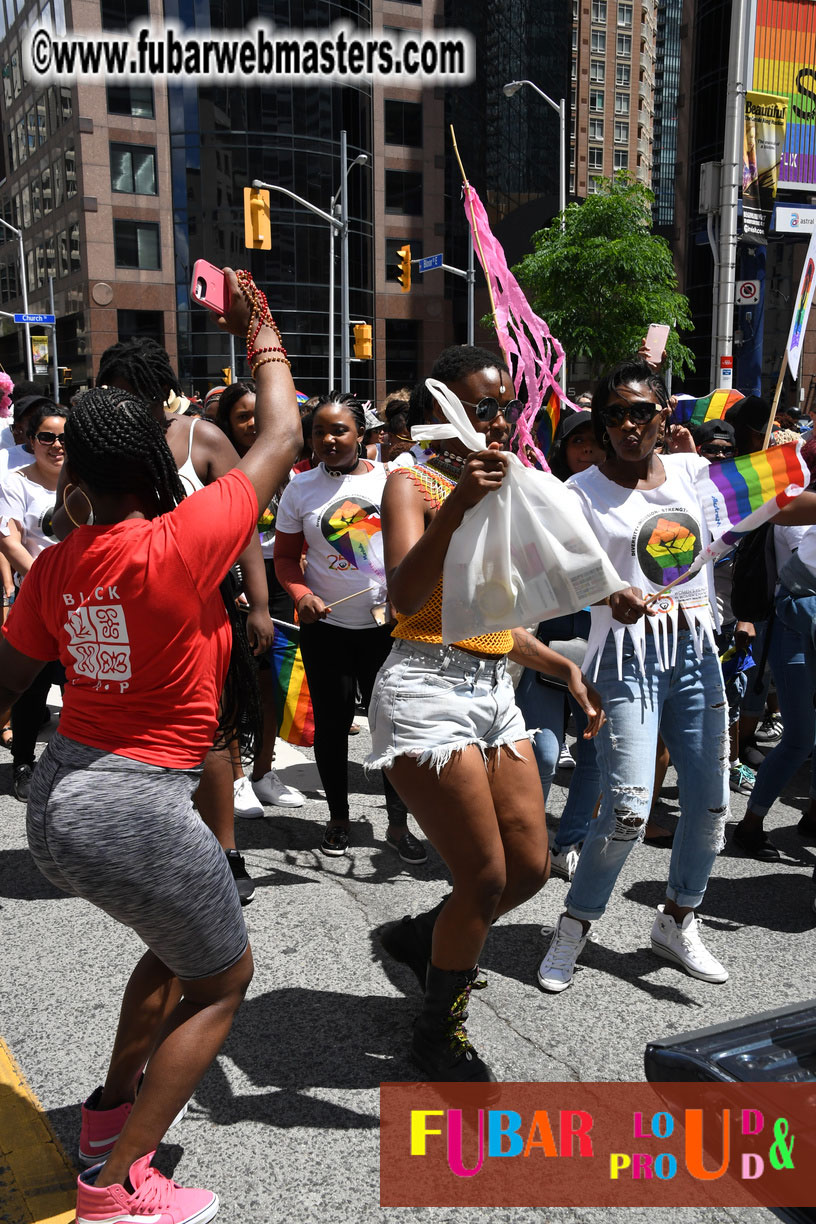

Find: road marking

[0,1037,76,1224]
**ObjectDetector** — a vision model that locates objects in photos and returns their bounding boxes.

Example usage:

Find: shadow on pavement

[0,847,65,901]
[625,870,816,932]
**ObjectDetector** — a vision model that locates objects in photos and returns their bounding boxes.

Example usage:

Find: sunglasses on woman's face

[700,444,735,460]
[600,400,660,430]
[34,430,65,446]
[460,396,524,423]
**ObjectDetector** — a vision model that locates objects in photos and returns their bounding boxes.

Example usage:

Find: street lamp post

[0,215,34,380]
[502,79,567,391]
[253,132,368,394]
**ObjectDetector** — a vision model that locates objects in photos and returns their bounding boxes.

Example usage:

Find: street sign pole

[416,252,475,345]
[48,276,59,401]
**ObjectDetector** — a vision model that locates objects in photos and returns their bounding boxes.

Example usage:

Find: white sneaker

[550,844,580,881]
[650,905,728,983]
[537,914,588,992]
[251,768,305,808]
[233,775,264,818]
[557,741,576,770]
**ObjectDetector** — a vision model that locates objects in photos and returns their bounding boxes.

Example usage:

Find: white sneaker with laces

[557,741,576,770]
[233,775,264,818]
[650,905,728,983]
[550,844,580,881]
[537,914,588,992]
[252,768,305,808]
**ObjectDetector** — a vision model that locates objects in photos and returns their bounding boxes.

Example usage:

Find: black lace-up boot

[411,965,495,1082]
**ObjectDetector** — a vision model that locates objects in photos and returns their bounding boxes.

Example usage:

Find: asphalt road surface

[1,700,814,1224]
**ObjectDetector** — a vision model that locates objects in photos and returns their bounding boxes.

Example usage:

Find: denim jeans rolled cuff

[565,633,729,923]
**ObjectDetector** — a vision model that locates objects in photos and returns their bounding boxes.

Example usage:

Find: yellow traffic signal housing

[353,323,373,360]
[396,243,411,293]
[221,366,233,385]
[244,187,271,250]
[58,366,71,383]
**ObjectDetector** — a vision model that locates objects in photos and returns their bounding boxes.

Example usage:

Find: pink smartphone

[191,260,228,314]
[643,323,670,366]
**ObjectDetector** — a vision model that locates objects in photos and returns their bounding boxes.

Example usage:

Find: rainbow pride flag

[269,623,314,748]
[675,442,810,582]
[670,389,744,429]
[534,386,561,458]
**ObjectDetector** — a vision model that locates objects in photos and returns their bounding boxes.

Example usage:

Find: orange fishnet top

[389,463,514,656]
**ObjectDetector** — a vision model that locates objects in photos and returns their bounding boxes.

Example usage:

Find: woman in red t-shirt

[0,271,301,1224]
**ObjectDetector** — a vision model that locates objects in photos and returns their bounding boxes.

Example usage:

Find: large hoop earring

[602,431,611,447]
[63,483,95,527]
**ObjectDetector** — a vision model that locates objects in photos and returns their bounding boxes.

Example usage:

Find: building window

[618,3,633,25]
[590,89,605,111]
[571,60,577,79]
[113,219,160,269]
[615,92,630,114]
[110,143,157,195]
[384,100,422,147]
[570,144,576,167]
[385,237,422,282]
[591,30,606,53]
[614,120,629,142]
[69,221,80,273]
[590,60,605,83]
[117,309,164,344]
[588,147,604,170]
[65,141,77,196]
[385,169,422,215]
[617,33,632,56]
[589,117,604,141]
[58,229,68,277]
[573,0,579,16]
[614,149,629,169]
[616,63,631,85]
[107,84,155,118]
[101,0,149,30]
[385,318,422,388]
[571,87,576,109]
[592,0,607,19]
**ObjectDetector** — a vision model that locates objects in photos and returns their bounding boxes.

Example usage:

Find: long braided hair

[66,388,262,758]
[97,339,183,405]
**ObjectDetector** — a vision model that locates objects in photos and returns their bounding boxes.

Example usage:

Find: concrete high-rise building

[570,0,657,197]
[0,0,573,399]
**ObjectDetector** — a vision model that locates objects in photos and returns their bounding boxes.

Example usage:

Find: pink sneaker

[77,1153,218,1224]
[78,1087,132,1167]
[79,1084,189,1166]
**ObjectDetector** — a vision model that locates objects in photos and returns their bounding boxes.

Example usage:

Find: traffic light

[221,366,233,385]
[353,323,373,360]
[396,243,411,293]
[243,187,271,250]
[58,366,71,383]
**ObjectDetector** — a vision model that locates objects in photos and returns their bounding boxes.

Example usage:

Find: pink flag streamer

[462,185,572,470]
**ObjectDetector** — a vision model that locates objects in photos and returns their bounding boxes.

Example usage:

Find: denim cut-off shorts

[366,639,529,774]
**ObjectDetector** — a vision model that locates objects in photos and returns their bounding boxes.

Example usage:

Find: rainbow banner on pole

[785,228,816,380]
[269,623,314,748]
[670,389,744,429]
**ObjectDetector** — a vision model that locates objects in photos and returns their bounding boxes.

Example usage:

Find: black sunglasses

[460,396,524,424]
[33,430,65,446]
[700,444,735,459]
[600,400,661,429]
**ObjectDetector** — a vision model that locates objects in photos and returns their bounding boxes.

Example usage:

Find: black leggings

[11,661,65,768]
[298,620,407,825]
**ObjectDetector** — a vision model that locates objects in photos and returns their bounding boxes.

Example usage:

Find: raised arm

[219,269,302,511]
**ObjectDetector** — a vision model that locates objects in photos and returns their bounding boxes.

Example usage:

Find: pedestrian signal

[221,367,233,385]
[396,244,411,293]
[353,324,373,360]
[244,187,271,250]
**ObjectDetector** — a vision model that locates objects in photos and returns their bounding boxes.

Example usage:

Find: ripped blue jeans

[566,632,730,922]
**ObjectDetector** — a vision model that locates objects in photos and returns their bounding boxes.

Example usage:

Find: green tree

[514,173,695,380]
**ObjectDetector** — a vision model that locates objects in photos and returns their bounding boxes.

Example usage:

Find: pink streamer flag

[462,184,570,469]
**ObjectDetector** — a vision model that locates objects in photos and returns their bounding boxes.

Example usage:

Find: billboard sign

[748,0,816,192]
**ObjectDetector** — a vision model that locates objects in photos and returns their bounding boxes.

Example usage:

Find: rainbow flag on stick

[677,443,809,583]
[670,389,744,429]
[269,623,314,748]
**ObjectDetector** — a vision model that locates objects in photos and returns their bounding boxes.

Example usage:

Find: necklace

[426,449,465,482]
[322,459,361,479]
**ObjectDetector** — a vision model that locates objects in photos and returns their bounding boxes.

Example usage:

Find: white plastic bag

[420,380,623,644]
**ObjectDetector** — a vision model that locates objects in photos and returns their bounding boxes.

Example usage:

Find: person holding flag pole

[536,355,816,995]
